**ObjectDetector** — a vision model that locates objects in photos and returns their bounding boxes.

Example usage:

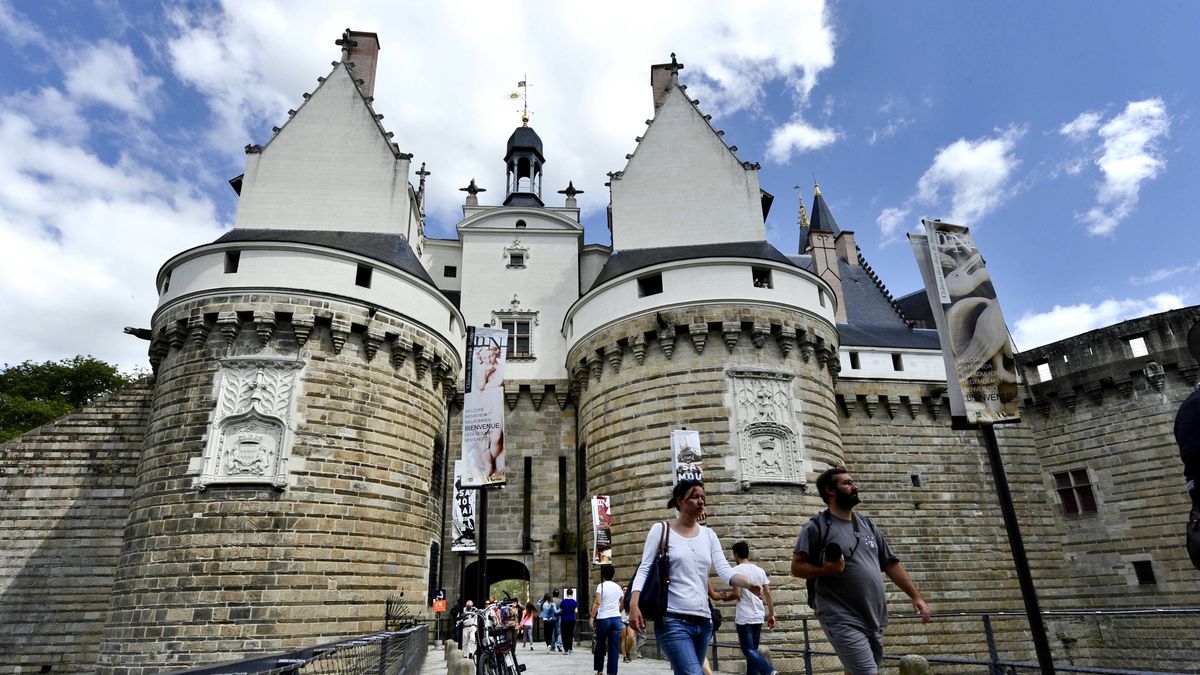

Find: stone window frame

[1053,467,1097,516]
[491,297,538,361]
[504,238,529,269]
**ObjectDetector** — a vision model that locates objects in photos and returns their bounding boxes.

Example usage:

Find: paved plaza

[420,641,676,675]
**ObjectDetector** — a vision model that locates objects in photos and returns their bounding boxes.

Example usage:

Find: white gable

[609,85,766,250]
[233,65,415,234]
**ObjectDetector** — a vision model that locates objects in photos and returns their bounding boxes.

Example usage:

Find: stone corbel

[1060,393,1077,412]
[330,317,351,355]
[1114,378,1133,398]
[217,311,240,348]
[630,334,647,365]
[777,326,796,358]
[688,323,709,355]
[254,311,276,347]
[165,322,185,351]
[604,343,623,374]
[860,395,877,419]
[657,325,676,360]
[505,388,520,411]
[391,336,412,370]
[799,333,815,363]
[188,313,211,348]
[364,326,386,363]
[1036,398,1052,417]
[903,395,920,420]
[1143,361,1165,392]
[1085,382,1104,406]
[722,321,741,353]
[836,394,853,418]
[1180,364,1199,387]
[751,322,771,350]
[414,346,431,381]
[926,394,943,419]
[588,353,603,382]
[530,384,546,411]
[883,395,899,419]
[292,314,315,349]
[554,387,569,410]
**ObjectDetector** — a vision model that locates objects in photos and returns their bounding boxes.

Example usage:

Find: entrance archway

[462,558,530,606]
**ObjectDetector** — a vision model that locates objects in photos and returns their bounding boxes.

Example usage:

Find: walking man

[715,541,776,675]
[791,468,931,675]
[1177,321,1200,569]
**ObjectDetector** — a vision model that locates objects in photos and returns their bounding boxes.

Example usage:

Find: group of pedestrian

[612,471,928,675]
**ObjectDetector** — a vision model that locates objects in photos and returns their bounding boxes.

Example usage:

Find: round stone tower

[566,246,843,595]
[97,32,463,673]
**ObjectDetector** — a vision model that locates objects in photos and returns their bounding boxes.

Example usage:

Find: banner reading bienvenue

[670,430,703,484]
[460,326,509,487]
[909,220,1021,426]
[591,495,614,565]
[451,461,477,552]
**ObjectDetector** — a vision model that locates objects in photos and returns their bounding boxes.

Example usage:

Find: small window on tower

[1132,560,1157,586]
[638,273,663,297]
[508,253,526,268]
[224,251,240,274]
[892,354,904,371]
[1127,336,1149,358]
[355,264,373,288]
[849,352,861,370]
[443,265,457,278]
[161,272,171,295]
[751,267,773,289]
[1036,362,1052,382]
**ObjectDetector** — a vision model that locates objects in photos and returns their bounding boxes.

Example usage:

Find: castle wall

[0,381,152,675]
[95,294,457,674]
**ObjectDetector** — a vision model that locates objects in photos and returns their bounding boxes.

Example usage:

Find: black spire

[809,183,841,234]
[504,125,546,207]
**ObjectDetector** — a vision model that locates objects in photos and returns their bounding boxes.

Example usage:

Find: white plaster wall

[458,224,580,381]
[158,244,464,357]
[565,261,835,348]
[610,86,765,250]
[424,240,463,292]
[838,348,947,381]
[579,245,612,294]
[234,66,413,234]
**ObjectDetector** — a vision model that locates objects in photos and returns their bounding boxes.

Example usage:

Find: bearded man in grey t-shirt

[791,468,931,675]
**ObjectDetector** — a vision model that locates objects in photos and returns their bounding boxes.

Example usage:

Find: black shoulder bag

[627,521,671,620]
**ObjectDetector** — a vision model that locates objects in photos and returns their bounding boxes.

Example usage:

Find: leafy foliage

[0,356,137,443]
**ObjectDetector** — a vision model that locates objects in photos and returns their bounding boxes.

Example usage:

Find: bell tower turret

[504,124,546,207]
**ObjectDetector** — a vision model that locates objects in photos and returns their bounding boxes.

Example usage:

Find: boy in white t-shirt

[717,541,777,675]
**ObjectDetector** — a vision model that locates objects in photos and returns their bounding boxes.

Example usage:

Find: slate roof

[591,241,798,290]
[809,190,840,234]
[895,289,936,329]
[506,126,545,161]
[214,228,435,285]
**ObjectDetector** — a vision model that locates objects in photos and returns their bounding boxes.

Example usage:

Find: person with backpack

[628,479,763,674]
[539,592,560,650]
[791,467,930,675]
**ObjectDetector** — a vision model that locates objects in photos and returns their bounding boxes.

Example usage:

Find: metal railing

[170,625,427,675]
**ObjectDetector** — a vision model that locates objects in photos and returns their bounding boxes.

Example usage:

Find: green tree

[0,356,136,443]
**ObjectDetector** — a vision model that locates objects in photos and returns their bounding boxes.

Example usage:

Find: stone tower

[95,30,462,673]
[569,57,843,586]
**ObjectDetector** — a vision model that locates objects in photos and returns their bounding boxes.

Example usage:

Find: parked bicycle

[460,594,526,675]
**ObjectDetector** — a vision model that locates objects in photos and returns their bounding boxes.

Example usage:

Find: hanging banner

[451,461,478,552]
[909,220,1020,426]
[671,430,703,484]
[460,326,509,487]
[591,495,614,565]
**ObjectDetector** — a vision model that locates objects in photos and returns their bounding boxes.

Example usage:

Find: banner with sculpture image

[909,220,1020,426]
[459,326,509,487]
[451,461,477,552]
[591,495,614,565]
[671,430,703,484]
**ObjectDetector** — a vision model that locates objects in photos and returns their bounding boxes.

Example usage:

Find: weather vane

[510,76,531,126]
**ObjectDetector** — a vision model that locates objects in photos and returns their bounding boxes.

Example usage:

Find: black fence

[693,609,1200,675]
[170,624,427,675]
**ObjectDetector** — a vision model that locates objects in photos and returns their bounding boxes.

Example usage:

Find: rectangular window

[507,253,526,268]
[1127,336,1149,357]
[502,319,532,358]
[355,264,373,288]
[1054,469,1097,516]
[637,273,663,297]
[224,251,240,274]
[892,353,904,371]
[1036,362,1052,382]
[818,290,826,307]
[443,265,457,278]
[849,352,861,369]
[1132,560,1157,585]
[161,272,171,295]
[751,267,773,289]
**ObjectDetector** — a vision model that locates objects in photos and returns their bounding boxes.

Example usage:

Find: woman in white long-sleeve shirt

[628,480,762,674]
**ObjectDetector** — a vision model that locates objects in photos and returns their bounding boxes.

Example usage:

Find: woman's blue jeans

[655,615,712,675]
[735,623,774,674]
[593,617,623,675]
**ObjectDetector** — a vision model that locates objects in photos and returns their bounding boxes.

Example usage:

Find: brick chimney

[809,231,847,323]
[338,29,381,99]
[834,230,858,265]
[650,54,684,110]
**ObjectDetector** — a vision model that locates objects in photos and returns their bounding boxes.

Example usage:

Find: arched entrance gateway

[462,558,531,606]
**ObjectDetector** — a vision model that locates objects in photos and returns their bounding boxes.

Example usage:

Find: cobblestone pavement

[420,641,676,675]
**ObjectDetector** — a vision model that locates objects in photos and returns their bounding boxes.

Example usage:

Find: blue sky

[0,1,1196,372]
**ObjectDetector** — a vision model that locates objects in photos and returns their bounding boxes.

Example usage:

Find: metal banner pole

[478,489,488,602]
[980,424,1054,675]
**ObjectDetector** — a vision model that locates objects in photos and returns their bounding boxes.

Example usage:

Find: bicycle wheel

[476,651,502,675]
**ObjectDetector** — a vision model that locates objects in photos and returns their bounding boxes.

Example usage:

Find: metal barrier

[170,625,428,675]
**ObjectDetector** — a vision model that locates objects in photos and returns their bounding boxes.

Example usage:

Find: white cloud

[64,41,163,119]
[914,127,1024,225]
[1078,98,1169,236]
[1012,293,1186,350]
[1129,261,1200,285]
[876,207,911,242]
[0,110,225,371]
[1058,110,1101,142]
[765,119,839,163]
[867,116,912,145]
